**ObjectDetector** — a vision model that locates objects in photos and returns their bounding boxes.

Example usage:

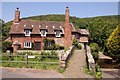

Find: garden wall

[85,45,95,72]
[59,46,75,68]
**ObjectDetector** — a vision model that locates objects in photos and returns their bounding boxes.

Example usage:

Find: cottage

[9,7,89,51]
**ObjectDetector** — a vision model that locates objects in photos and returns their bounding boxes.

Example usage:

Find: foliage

[43,38,64,50]
[57,67,65,73]
[90,43,100,52]
[105,26,120,62]
[43,38,55,50]
[83,64,103,79]
[1,51,59,71]
[1,19,12,40]
[72,39,82,49]
[90,43,100,62]
[95,63,103,79]
[2,62,59,70]
[40,51,59,61]
[2,41,12,53]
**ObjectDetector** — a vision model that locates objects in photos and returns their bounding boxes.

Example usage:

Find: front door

[34,42,41,50]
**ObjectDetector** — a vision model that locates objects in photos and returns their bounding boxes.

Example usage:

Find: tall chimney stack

[14,8,20,23]
[65,7,69,23]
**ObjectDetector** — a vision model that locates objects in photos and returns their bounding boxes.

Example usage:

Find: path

[63,45,92,78]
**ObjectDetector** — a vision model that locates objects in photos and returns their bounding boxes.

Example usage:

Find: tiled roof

[9,19,65,34]
[75,29,89,35]
[9,19,89,35]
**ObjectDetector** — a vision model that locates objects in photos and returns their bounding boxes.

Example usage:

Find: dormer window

[55,30,61,37]
[40,29,47,37]
[24,29,31,36]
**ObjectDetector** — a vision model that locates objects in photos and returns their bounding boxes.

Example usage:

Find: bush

[95,63,103,79]
[54,44,64,50]
[43,38,64,50]
[90,43,100,62]
[90,43,100,52]
[72,39,82,49]
[40,51,58,61]
[2,41,12,53]
[43,38,55,50]
[77,43,82,49]
[57,67,65,73]
[106,26,120,62]
[72,39,78,46]
[91,52,99,61]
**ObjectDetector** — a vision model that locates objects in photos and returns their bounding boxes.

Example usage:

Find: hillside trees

[105,26,120,62]
[86,18,117,49]
[0,19,3,52]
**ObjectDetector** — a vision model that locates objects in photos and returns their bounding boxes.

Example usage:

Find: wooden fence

[1,54,59,65]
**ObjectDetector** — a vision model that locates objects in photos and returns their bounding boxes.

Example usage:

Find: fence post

[25,54,28,64]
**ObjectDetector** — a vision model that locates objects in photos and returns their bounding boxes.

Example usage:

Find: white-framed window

[55,30,61,37]
[24,41,32,48]
[40,30,47,37]
[24,29,31,36]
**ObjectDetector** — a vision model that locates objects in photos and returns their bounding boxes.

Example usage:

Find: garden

[1,51,62,72]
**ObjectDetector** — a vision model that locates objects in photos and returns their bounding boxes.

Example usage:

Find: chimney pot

[16,8,19,10]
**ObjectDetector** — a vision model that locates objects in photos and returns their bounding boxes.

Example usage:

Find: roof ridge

[21,19,64,23]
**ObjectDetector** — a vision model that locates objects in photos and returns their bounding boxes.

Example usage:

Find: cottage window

[24,41,32,48]
[55,30,61,37]
[40,30,47,37]
[24,29,31,36]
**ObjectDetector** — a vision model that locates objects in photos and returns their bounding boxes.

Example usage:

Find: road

[1,67,64,78]
[101,68,120,78]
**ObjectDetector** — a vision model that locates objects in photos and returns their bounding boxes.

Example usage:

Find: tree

[2,41,12,53]
[106,26,120,62]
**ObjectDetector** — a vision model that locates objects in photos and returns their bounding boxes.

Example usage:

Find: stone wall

[85,45,95,72]
[59,46,75,68]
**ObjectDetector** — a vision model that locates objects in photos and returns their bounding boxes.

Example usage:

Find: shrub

[43,38,64,50]
[2,41,12,53]
[43,38,55,50]
[54,44,64,50]
[72,39,82,49]
[57,67,65,73]
[91,52,99,61]
[40,51,58,60]
[72,39,78,46]
[90,43,100,62]
[90,43,100,52]
[106,26,120,63]
[77,43,82,49]
[95,63,103,79]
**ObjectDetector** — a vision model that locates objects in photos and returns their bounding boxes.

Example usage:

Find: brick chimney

[64,7,72,49]
[14,8,20,23]
[65,7,69,23]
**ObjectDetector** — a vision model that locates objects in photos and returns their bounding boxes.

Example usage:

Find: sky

[2,2,118,23]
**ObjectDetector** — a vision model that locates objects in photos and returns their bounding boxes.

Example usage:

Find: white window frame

[40,30,47,37]
[55,30,61,37]
[24,29,31,36]
[24,41,32,48]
